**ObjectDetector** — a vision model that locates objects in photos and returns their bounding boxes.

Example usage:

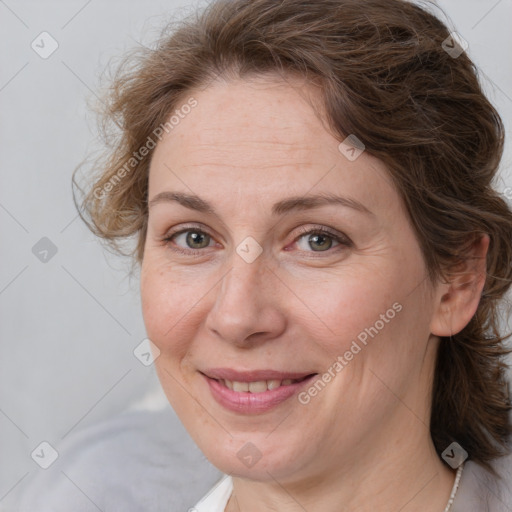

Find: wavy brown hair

[75,0,512,472]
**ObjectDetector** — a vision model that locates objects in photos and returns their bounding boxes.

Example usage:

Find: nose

[205,253,287,348]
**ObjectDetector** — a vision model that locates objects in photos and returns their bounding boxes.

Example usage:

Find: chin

[193,428,311,481]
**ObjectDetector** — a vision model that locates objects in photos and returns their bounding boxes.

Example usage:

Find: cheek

[293,269,401,349]
[140,259,194,356]
[293,258,430,375]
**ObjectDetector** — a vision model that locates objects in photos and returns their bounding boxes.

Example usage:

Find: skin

[140,75,488,511]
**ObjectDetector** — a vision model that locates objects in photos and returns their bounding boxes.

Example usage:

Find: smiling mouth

[217,375,314,393]
[201,370,319,413]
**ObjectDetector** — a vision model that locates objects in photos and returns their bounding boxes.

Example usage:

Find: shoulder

[191,475,233,512]
[454,449,512,512]
[19,408,221,512]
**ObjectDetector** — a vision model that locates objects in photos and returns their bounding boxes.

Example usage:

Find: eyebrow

[148,191,374,217]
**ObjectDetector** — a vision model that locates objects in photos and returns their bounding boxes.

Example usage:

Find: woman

[77,0,512,510]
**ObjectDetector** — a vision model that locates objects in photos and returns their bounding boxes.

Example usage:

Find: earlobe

[430,234,489,337]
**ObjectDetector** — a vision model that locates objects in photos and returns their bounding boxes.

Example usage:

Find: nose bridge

[217,250,267,311]
[206,248,284,344]
[220,227,269,295]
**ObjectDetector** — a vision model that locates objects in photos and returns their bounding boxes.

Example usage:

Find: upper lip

[201,368,317,382]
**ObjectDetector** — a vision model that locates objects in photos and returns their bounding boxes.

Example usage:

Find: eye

[161,224,352,256]
[293,226,352,253]
[163,226,216,255]
[175,230,212,249]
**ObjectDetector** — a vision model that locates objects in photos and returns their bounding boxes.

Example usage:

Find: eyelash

[161,224,352,257]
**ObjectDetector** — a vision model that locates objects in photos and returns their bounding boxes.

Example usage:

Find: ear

[430,234,489,337]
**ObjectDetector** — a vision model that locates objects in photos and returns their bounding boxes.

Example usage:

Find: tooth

[267,379,281,390]
[233,381,249,392]
[249,381,267,393]
[224,380,234,390]
[282,379,293,386]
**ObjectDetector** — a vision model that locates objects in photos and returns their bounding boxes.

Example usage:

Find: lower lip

[204,374,317,414]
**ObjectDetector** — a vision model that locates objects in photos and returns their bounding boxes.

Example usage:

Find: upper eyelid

[165,224,350,248]
[165,223,343,238]
[163,223,216,241]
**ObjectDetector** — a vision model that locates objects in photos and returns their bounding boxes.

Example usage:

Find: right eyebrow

[148,191,215,214]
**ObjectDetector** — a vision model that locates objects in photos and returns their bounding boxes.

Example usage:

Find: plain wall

[1,0,511,509]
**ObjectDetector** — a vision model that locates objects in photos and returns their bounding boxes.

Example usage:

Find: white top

[191,475,233,511]
[17,408,512,512]
[192,461,512,512]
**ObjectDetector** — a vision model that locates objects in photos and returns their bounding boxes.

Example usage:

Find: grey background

[1,0,511,510]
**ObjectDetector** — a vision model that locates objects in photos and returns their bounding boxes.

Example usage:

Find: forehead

[148,76,397,215]
[166,77,336,162]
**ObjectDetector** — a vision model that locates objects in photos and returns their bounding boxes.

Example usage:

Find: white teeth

[222,378,302,392]
[232,381,249,392]
[267,379,281,390]
[248,381,267,393]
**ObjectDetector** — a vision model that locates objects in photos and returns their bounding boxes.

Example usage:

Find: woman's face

[141,76,443,484]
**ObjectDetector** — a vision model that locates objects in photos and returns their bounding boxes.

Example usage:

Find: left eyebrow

[148,191,374,217]
[271,193,374,217]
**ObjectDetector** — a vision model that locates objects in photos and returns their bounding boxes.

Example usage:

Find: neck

[226,424,455,512]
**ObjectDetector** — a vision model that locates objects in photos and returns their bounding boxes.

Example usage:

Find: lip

[201,368,317,414]
[202,368,315,382]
